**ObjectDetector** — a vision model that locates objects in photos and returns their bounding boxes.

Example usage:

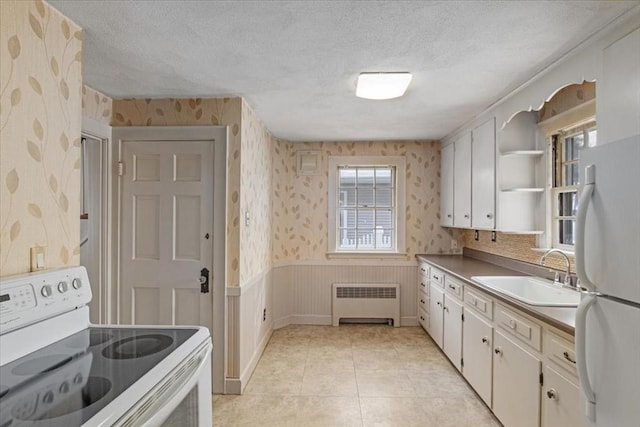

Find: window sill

[326,251,408,259]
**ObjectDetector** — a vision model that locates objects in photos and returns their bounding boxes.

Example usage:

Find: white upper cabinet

[453,133,472,227]
[472,118,496,229]
[440,142,454,227]
[598,28,640,145]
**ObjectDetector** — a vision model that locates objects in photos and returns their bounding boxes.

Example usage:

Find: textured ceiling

[51,0,639,141]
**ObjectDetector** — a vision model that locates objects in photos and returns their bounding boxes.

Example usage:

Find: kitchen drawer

[444,276,464,300]
[418,291,429,313]
[431,267,444,288]
[545,331,577,378]
[464,288,494,320]
[418,307,429,331]
[496,304,542,351]
[418,277,429,295]
[418,262,430,281]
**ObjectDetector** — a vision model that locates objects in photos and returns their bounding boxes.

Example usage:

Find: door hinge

[461,358,464,368]
[117,161,125,176]
[539,372,544,386]
[462,313,464,322]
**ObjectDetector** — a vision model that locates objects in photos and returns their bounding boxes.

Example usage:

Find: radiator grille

[336,286,397,299]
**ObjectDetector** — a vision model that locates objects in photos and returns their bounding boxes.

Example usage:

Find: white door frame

[111,126,227,394]
[81,117,113,325]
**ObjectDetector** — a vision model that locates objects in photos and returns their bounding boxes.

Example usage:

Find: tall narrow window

[551,122,596,249]
[328,157,406,254]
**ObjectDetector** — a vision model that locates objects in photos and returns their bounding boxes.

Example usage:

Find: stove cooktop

[0,326,197,426]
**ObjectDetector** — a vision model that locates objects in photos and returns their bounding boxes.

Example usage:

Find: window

[550,122,596,249]
[328,156,406,254]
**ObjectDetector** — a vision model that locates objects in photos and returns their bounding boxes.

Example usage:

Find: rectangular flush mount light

[356,72,412,100]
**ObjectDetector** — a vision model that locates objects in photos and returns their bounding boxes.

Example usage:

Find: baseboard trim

[401,316,418,326]
[224,377,241,395]
[273,315,292,330]
[235,323,273,394]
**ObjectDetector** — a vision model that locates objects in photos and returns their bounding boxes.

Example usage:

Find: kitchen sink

[470,276,580,307]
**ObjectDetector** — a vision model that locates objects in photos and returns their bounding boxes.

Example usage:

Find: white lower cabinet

[462,308,493,406]
[542,365,581,427]
[429,284,444,348]
[443,296,463,371]
[493,330,542,427]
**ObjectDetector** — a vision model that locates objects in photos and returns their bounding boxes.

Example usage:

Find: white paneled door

[120,138,214,327]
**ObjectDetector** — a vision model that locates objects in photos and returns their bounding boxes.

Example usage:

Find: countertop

[416,254,577,335]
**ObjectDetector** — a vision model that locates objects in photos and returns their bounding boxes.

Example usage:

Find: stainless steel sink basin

[470,276,580,307]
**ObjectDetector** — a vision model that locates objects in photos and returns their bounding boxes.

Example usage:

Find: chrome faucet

[540,249,574,288]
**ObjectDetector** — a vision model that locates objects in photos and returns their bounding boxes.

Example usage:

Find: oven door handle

[114,341,212,427]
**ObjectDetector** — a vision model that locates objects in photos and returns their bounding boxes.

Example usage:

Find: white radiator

[332,283,400,327]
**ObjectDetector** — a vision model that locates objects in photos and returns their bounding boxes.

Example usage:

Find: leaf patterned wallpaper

[111,97,244,287]
[0,0,83,277]
[82,85,111,126]
[239,98,273,283]
[272,140,463,262]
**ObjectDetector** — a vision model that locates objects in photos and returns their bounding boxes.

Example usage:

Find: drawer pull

[433,274,440,280]
[436,301,442,307]
[448,284,456,290]
[494,347,502,355]
[481,337,488,344]
[471,297,477,305]
[420,282,426,288]
[508,319,517,329]
[420,268,426,273]
[420,316,425,321]
[546,389,558,400]
[420,299,425,304]
[563,351,577,364]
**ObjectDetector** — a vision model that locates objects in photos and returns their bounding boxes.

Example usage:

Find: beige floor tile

[407,366,476,398]
[352,348,400,370]
[355,369,417,397]
[359,397,434,427]
[300,366,359,396]
[243,368,304,396]
[213,395,299,427]
[295,396,363,427]
[421,396,501,427]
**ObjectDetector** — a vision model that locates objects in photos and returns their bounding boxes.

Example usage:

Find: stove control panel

[0,267,91,335]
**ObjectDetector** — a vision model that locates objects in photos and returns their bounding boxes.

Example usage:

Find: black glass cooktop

[0,327,197,426]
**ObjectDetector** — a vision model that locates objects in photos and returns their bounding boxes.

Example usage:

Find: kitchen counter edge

[416,254,576,335]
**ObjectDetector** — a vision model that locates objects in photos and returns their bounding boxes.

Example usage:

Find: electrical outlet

[30,247,46,272]
[451,239,458,250]
[474,230,479,241]
[263,308,266,322]
[491,231,497,242]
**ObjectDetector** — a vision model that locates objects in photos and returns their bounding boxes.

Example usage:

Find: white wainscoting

[272,261,418,329]
[225,269,273,394]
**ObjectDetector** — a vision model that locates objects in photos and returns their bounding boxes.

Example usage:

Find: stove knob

[72,278,82,289]
[43,391,54,404]
[59,381,69,393]
[57,281,68,293]
[41,285,52,298]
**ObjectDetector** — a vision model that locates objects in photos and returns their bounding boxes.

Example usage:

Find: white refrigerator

[575,136,640,427]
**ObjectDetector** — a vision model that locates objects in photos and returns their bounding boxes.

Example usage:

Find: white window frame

[548,121,596,251]
[327,156,406,256]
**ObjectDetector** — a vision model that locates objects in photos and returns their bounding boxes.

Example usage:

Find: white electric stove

[0,266,212,427]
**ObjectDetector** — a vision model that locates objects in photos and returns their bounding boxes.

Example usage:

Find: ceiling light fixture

[356,72,413,100]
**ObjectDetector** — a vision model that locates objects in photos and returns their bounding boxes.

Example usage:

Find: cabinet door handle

[546,389,558,400]
[447,214,452,218]
[464,214,470,219]
[494,347,502,355]
[420,268,426,273]
[420,299,425,304]
[436,301,442,307]
[420,282,426,288]
[486,213,493,219]
[563,351,577,364]
[443,306,449,312]
[508,319,517,329]
[482,337,488,344]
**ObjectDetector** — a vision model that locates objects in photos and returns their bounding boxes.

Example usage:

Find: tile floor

[213,324,502,427]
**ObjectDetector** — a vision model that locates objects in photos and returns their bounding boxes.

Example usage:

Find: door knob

[200,268,210,294]
[546,389,558,400]
[482,337,488,344]
[494,347,502,355]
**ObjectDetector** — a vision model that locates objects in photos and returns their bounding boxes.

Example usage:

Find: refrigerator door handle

[576,293,597,421]
[576,164,596,292]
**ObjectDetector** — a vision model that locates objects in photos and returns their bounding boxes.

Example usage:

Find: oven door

[112,341,212,427]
